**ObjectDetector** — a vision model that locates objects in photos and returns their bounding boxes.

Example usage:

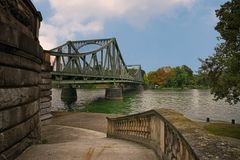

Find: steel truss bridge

[45,38,144,85]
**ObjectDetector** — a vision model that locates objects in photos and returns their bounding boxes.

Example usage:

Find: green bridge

[45,38,143,84]
[45,38,144,101]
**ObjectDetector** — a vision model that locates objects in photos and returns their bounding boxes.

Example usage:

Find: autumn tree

[200,0,240,104]
[148,66,176,87]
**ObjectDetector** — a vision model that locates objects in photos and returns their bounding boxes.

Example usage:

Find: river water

[52,88,240,123]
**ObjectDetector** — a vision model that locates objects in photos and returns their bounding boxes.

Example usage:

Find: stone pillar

[61,85,77,103]
[0,1,43,159]
[40,52,52,124]
[105,87,123,100]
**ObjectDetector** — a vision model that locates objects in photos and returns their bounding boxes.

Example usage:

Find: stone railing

[107,110,199,160]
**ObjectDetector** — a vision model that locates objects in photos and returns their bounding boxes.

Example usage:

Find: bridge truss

[45,38,144,85]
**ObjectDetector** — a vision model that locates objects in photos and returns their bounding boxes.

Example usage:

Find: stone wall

[0,1,43,159]
[40,52,52,123]
[107,110,199,160]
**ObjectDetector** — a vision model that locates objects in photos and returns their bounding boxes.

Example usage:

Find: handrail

[107,110,199,160]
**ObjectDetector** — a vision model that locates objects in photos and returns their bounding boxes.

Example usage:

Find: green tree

[194,70,209,87]
[143,74,149,86]
[173,65,194,88]
[200,0,240,104]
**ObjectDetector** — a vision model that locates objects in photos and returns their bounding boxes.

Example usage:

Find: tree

[200,0,240,104]
[172,65,194,88]
[143,74,149,86]
[194,70,209,87]
[148,66,176,87]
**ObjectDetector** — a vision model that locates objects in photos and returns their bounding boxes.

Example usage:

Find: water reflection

[52,88,240,123]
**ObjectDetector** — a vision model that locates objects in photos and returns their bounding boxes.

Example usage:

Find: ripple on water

[52,89,240,123]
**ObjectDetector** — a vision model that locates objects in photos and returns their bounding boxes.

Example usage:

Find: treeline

[144,65,209,89]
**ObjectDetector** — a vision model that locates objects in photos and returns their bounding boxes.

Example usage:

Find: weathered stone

[40,114,52,122]
[40,61,52,123]
[39,79,51,85]
[0,51,41,72]
[0,1,43,158]
[0,87,39,110]
[0,66,4,86]
[0,1,36,39]
[18,32,42,58]
[40,107,51,116]
[0,22,19,48]
[0,137,32,160]
[0,113,39,153]
[40,72,51,79]
[39,84,51,91]
[0,22,43,59]
[40,96,52,103]
[41,64,52,72]
[40,90,52,97]
[0,66,40,87]
[1,100,39,130]
[40,101,51,109]
[0,112,3,131]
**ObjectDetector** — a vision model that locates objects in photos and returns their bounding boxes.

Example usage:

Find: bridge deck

[17,112,158,160]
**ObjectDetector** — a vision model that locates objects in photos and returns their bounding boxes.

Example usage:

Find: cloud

[38,0,196,49]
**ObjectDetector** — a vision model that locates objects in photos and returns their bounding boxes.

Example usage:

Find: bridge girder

[45,38,144,84]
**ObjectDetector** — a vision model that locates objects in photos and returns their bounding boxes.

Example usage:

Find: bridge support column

[61,85,77,103]
[105,87,123,100]
[136,85,144,91]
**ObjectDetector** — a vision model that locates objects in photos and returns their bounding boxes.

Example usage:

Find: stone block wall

[40,53,52,123]
[0,1,43,159]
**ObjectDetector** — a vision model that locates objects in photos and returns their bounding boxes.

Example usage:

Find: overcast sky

[32,0,228,72]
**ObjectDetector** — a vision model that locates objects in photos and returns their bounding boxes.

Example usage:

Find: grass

[204,123,240,139]
[80,98,130,114]
[80,91,139,114]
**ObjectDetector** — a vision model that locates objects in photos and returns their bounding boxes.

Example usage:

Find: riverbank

[157,108,240,160]
[203,123,240,139]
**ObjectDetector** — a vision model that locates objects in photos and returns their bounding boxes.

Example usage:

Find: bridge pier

[123,84,144,92]
[61,85,77,103]
[105,87,123,100]
[136,85,144,91]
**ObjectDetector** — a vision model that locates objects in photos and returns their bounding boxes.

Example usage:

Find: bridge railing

[107,110,199,160]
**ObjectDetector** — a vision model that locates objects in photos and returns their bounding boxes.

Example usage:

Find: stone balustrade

[107,110,199,160]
